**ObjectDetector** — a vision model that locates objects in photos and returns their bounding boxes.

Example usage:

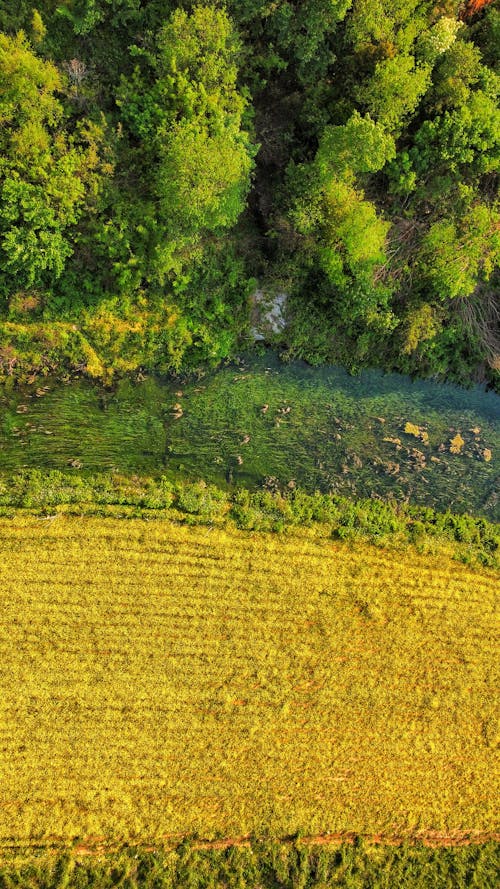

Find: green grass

[0,842,499,889]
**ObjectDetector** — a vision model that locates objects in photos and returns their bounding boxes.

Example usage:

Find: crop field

[0,515,498,847]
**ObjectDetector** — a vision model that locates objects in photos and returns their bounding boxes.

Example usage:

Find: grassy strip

[0,470,497,567]
[0,515,498,844]
[0,842,499,888]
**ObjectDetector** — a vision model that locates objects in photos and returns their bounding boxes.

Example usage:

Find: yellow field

[0,515,498,846]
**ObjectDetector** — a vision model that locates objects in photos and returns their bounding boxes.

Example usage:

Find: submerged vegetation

[0,1,498,387]
[0,354,498,519]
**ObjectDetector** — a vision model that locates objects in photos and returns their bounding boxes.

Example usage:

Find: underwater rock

[409,448,426,469]
[383,436,402,448]
[404,422,429,444]
[384,461,400,475]
[449,433,465,454]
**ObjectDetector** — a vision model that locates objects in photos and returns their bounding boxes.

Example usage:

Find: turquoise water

[0,353,498,519]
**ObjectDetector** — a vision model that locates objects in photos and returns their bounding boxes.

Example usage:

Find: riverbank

[0,473,497,568]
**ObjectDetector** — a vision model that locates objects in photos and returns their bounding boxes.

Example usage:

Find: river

[0,352,498,520]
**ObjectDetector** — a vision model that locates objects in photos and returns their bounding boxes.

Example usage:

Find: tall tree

[116,4,254,282]
[0,31,101,302]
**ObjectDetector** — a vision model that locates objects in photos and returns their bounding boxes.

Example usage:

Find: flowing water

[0,353,498,519]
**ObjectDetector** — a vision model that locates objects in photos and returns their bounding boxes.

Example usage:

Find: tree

[358,54,431,133]
[419,203,500,301]
[0,32,101,301]
[116,5,254,281]
[290,112,395,330]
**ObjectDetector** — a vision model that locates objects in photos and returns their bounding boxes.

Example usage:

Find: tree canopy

[0,0,498,387]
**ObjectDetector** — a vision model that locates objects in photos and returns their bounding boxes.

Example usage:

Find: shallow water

[0,353,498,519]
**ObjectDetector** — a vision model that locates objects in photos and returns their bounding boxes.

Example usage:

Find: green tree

[290,113,395,330]
[0,32,101,301]
[358,54,431,133]
[116,4,254,281]
[419,203,500,301]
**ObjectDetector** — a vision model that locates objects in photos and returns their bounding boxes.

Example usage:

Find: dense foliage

[0,842,499,889]
[0,1,498,386]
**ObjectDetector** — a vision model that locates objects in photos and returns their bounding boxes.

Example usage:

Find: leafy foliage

[0,1,497,385]
[0,472,497,566]
[0,33,101,300]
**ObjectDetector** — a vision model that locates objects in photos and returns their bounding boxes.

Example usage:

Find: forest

[0,0,498,387]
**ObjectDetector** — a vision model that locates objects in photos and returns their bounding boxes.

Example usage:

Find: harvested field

[0,515,498,845]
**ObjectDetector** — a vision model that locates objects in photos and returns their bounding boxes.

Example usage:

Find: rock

[409,448,426,469]
[404,422,429,444]
[385,461,400,475]
[449,433,465,454]
[404,421,420,437]
[249,289,288,341]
